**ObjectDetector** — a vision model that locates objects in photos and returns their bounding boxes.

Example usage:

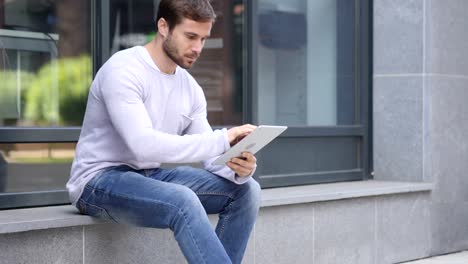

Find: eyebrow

[185,31,210,39]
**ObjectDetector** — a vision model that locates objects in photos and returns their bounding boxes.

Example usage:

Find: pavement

[402,251,468,264]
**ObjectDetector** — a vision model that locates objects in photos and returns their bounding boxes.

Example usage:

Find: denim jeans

[76,165,261,264]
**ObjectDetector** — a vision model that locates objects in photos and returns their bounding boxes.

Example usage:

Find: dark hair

[155,0,216,31]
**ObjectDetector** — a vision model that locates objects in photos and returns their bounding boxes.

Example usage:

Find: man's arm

[184,112,257,184]
[99,69,230,164]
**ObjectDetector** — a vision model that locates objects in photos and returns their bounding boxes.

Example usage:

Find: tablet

[212,125,288,166]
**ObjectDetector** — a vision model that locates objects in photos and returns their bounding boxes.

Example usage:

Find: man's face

[162,18,212,69]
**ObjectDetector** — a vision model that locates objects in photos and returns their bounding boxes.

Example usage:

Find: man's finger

[230,157,255,170]
[227,162,251,176]
[242,152,256,163]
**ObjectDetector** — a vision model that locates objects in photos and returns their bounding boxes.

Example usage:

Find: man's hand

[226,152,256,177]
[227,124,257,146]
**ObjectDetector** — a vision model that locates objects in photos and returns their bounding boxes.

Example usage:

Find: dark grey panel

[259,170,362,188]
[255,136,360,176]
[0,37,56,53]
[0,128,80,143]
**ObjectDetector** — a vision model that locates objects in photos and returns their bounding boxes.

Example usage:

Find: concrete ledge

[0,205,106,234]
[0,180,433,235]
[261,180,433,207]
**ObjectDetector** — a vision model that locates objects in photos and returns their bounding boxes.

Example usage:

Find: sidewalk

[402,251,468,264]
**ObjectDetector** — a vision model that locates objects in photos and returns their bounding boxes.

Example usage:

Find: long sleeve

[184,83,256,184]
[99,68,229,164]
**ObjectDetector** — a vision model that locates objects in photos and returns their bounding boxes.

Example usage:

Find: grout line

[427,73,468,79]
[253,223,256,264]
[374,198,377,264]
[312,206,315,264]
[83,226,85,264]
[374,73,423,77]
[374,73,468,79]
[422,0,426,182]
[423,0,426,76]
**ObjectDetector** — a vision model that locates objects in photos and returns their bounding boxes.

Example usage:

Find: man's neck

[144,37,177,74]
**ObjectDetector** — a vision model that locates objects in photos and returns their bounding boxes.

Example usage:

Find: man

[66,0,261,263]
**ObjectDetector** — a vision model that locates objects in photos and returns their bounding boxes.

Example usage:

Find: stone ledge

[0,180,433,234]
[260,180,433,207]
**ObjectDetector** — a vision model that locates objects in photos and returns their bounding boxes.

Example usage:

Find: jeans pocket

[79,198,114,221]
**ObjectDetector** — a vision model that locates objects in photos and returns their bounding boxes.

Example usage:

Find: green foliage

[25,55,91,126]
[0,71,35,120]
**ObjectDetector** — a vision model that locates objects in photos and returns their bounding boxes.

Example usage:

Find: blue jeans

[76,165,261,264]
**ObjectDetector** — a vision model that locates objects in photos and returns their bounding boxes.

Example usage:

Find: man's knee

[172,185,203,210]
[240,179,262,211]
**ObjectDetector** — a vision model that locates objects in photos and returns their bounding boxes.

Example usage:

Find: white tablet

[212,125,288,166]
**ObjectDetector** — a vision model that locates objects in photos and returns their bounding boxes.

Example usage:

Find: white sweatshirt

[66,46,252,205]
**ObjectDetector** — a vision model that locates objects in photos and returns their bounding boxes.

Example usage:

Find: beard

[162,34,198,70]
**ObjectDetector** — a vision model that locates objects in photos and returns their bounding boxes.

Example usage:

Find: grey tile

[0,226,82,264]
[314,198,375,264]
[428,77,468,202]
[255,204,314,264]
[84,218,254,264]
[84,224,186,264]
[430,202,468,255]
[425,0,468,76]
[373,76,423,182]
[374,0,424,74]
[242,224,255,264]
[211,214,254,264]
[376,193,431,263]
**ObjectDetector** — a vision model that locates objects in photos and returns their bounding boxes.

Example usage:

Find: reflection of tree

[25,55,91,126]
[56,0,90,57]
[0,71,35,125]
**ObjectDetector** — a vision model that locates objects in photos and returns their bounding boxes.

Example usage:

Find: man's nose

[192,41,203,54]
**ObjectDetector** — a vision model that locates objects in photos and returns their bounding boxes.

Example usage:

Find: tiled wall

[373,0,468,256]
[0,193,430,264]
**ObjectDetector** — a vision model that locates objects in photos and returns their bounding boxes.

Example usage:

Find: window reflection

[109,0,245,126]
[0,0,92,127]
[256,0,356,126]
[0,143,75,193]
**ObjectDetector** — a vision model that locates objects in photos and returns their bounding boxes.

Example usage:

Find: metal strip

[0,128,80,143]
[258,169,363,188]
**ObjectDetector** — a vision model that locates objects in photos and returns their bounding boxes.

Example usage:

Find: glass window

[108,0,245,126]
[0,0,92,209]
[0,0,371,208]
[251,0,370,187]
[0,143,75,193]
[256,0,356,126]
[0,0,92,127]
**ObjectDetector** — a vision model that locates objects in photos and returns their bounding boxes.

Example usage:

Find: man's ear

[157,18,169,38]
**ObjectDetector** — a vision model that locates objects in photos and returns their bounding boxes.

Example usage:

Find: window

[249,0,372,187]
[0,0,371,209]
[0,0,92,209]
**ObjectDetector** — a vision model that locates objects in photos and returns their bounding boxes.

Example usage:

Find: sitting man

[66,0,260,263]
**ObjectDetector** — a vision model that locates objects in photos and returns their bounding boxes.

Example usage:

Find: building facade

[0,0,467,263]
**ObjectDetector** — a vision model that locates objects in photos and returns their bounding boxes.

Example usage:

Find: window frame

[0,0,103,209]
[245,0,372,188]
